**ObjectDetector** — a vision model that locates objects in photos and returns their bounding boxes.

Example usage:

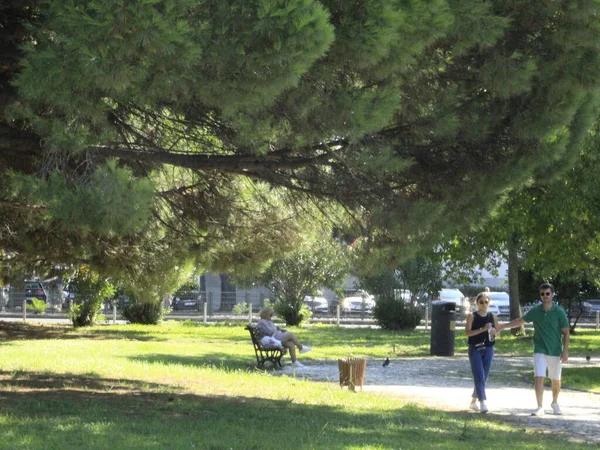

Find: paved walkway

[278,356,600,445]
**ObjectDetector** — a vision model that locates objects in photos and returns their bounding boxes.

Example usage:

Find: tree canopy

[3,1,600,281]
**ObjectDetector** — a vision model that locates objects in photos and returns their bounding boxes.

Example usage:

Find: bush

[121,301,167,325]
[373,296,423,330]
[27,297,46,314]
[274,301,312,326]
[232,302,249,315]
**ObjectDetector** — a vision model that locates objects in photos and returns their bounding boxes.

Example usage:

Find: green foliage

[5,0,600,282]
[8,160,153,236]
[274,301,312,327]
[354,251,444,302]
[120,301,166,325]
[26,297,46,315]
[235,235,348,326]
[231,302,249,315]
[66,267,115,327]
[372,296,423,331]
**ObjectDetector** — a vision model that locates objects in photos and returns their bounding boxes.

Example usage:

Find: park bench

[245,324,287,368]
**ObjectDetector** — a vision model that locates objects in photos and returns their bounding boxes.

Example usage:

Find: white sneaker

[531,407,545,417]
[291,361,305,368]
[469,401,480,411]
[299,346,312,354]
[551,403,562,415]
[480,401,489,413]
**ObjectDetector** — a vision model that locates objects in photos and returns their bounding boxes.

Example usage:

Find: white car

[438,288,468,314]
[303,295,329,313]
[486,291,510,317]
[341,291,375,313]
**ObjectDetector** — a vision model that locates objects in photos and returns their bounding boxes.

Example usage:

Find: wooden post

[203,302,207,323]
[596,311,599,331]
[425,300,429,331]
[113,302,117,324]
[22,298,26,322]
[336,305,340,326]
[248,302,252,323]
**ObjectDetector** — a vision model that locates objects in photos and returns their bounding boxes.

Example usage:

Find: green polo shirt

[522,302,569,356]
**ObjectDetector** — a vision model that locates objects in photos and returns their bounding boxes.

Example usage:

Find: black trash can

[430,300,456,356]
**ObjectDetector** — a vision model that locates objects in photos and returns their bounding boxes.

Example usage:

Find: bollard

[113,302,117,324]
[22,298,26,322]
[248,302,252,323]
[203,302,207,324]
[425,302,429,331]
[597,311,599,331]
[336,305,340,326]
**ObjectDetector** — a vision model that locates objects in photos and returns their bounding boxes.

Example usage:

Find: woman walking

[465,292,499,413]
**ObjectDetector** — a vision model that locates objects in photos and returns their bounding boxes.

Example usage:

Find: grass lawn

[0,321,597,449]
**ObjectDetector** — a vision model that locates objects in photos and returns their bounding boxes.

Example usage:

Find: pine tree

[3,1,600,277]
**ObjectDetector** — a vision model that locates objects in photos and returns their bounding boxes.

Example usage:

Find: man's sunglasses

[540,292,553,297]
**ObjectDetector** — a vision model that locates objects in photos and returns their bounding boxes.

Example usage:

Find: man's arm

[561,327,570,362]
[496,317,525,332]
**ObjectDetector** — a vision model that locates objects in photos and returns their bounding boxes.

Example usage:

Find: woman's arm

[492,313,501,337]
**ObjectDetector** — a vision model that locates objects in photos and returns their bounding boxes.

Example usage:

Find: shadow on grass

[128,352,254,371]
[0,370,588,450]
[0,321,173,342]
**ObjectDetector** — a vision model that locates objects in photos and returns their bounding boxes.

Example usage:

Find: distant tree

[236,236,348,326]
[442,130,600,333]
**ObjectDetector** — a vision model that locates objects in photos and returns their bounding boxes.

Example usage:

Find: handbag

[260,335,283,349]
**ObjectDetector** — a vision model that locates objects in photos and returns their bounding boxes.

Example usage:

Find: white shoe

[551,403,562,415]
[291,361,305,368]
[469,401,480,411]
[531,407,545,417]
[299,346,312,354]
[480,401,489,413]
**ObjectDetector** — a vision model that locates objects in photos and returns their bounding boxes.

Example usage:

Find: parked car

[340,291,375,313]
[303,295,329,313]
[438,288,468,315]
[486,291,510,317]
[8,280,48,308]
[172,290,202,311]
[485,302,500,316]
[582,299,600,317]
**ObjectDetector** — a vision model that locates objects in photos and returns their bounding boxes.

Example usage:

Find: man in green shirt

[498,283,570,416]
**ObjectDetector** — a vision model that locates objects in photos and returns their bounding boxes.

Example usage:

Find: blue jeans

[468,345,494,401]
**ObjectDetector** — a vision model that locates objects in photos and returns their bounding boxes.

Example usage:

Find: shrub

[373,296,423,330]
[27,297,47,314]
[121,301,167,325]
[232,302,249,315]
[274,301,312,326]
[66,267,115,327]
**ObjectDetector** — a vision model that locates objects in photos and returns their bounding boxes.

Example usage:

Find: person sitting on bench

[256,306,312,368]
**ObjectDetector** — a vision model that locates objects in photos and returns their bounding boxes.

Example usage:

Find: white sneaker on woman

[480,401,489,413]
[291,361,305,368]
[469,401,480,411]
[299,346,312,354]
[531,407,545,416]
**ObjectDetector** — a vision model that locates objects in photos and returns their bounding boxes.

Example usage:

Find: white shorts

[533,353,562,380]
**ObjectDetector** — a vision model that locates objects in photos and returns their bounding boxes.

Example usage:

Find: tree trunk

[507,233,525,335]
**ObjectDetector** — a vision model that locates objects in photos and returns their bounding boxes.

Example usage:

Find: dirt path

[278,356,600,445]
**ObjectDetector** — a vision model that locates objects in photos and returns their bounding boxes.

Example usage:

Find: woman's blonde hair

[475,292,490,304]
[259,306,275,319]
